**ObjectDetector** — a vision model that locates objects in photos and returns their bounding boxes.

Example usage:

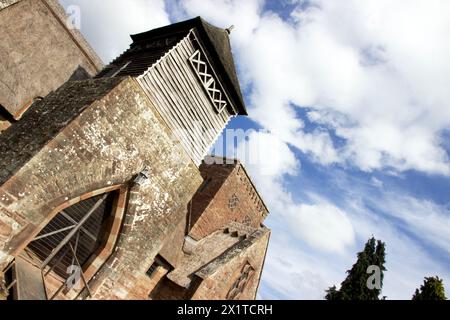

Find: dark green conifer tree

[325,237,386,300]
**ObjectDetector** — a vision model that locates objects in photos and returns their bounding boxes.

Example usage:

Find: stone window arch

[12,185,128,300]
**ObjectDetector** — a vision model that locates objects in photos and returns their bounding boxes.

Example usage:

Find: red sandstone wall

[188,162,269,240]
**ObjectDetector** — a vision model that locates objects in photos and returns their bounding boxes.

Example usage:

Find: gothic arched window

[18,186,127,300]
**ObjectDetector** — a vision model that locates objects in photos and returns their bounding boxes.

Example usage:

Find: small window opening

[228,194,240,210]
[146,262,159,278]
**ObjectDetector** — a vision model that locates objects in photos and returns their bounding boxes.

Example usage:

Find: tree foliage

[325,237,386,300]
[412,276,447,300]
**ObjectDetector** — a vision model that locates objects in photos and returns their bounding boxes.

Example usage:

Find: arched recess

[8,185,128,300]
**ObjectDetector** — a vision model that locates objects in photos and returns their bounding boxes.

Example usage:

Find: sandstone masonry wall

[189,162,269,240]
[0,0,103,119]
[0,77,203,301]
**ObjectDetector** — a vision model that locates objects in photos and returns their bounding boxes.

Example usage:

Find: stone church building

[0,0,271,300]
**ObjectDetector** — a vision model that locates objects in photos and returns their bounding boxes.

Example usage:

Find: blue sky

[61,0,450,299]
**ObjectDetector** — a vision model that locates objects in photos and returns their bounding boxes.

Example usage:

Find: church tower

[0,2,270,301]
[97,17,247,165]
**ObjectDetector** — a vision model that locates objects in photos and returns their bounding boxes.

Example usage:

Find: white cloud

[235,130,299,179]
[183,0,450,175]
[60,0,170,63]
[235,130,299,214]
[177,0,263,47]
[285,201,355,254]
[236,131,356,254]
[370,177,383,188]
[370,193,450,256]
[260,237,348,299]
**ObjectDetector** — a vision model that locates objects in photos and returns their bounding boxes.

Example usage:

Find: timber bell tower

[96,17,247,166]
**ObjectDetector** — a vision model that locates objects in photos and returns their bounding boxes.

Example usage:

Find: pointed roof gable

[131,17,247,115]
